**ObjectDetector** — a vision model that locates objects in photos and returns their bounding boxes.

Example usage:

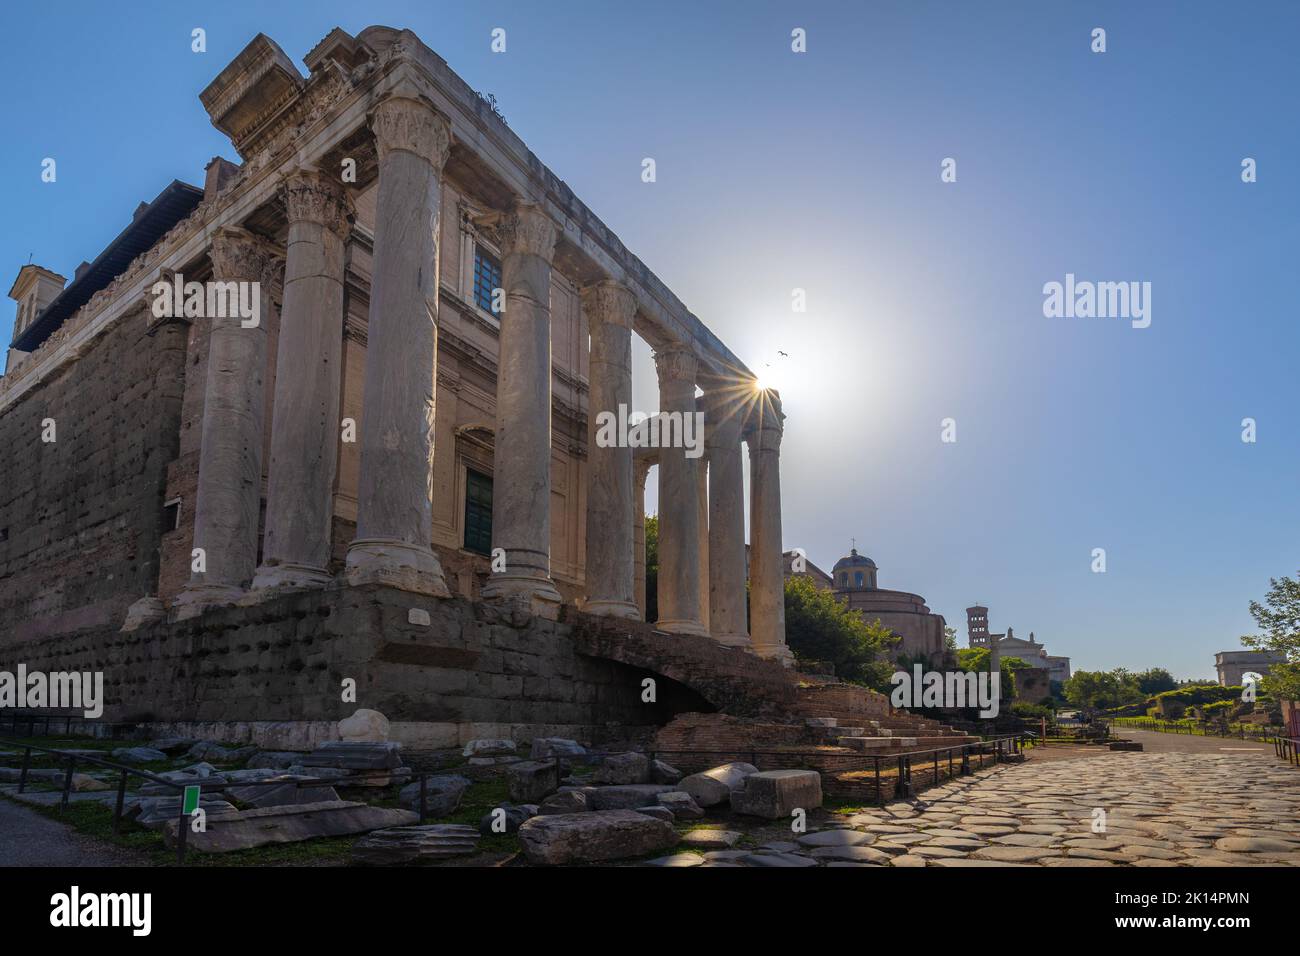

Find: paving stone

[797,829,871,848]
[680,829,742,849]
[809,845,893,864]
[973,846,1060,862]
[1214,836,1299,853]
[740,852,820,867]
[644,853,704,867]
[890,854,928,867]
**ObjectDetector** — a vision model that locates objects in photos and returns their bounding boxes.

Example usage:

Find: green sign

[182,785,201,815]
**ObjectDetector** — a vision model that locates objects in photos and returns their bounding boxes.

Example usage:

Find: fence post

[60,757,76,811]
[113,769,128,834]
[419,773,428,823]
[176,798,189,865]
[18,747,31,793]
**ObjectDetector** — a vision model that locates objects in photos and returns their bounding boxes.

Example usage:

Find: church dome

[833,548,877,572]
[832,548,878,590]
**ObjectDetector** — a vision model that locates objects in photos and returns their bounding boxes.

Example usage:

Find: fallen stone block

[338,709,390,743]
[147,738,195,756]
[730,769,823,819]
[227,775,340,809]
[657,790,705,819]
[246,751,304,770]
[530,738,586,760]
[187,742,257,764]
[540,789,590,814]
[352,824,480,865]
[479,803,538,835]
[518,810,678,865]
[462,738,516,758]
[111,747,168,764]
[0,768,110,791]
[636,806,675,823]
[297,742,404,785]
[649,759,682,785]
[163,800,417,852]
[397,774,472,817]
[678,762,758,807]
[681,829,742,849]
[132,794,240,829]
[506,760,560,803]
[592,752,649,785]
[588,784,675,811]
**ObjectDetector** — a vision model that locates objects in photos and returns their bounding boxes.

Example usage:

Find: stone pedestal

[345,94,452,598]
[581,280,639,619]
[253,170,350,592]
[174,228,277,619]
[703,381,751,648]
[653,345,706,636]
[480,202,563,616]
[747,392,793,664]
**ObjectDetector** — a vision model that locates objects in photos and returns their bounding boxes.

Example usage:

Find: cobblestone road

[646,746,1300,867]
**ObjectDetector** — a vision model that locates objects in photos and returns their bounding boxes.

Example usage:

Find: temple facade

[0,27,791,667]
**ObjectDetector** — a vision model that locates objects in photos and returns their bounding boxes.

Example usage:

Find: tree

[1063,669,1144,711]
[1134,667,1177,695]
[955,647,1030,699]
[1242,572,1300,700]
[943,625,958,653]
[643,514,658,624]
[783,576,897,691]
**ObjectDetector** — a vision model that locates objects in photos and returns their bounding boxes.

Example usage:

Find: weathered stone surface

[592,752,649,785]
[147,738,195,756]
[133,794,240,829]
[352,824,479,864]
[398,775,471,816]
[164,800,417,852]
[479,803,538,835]
[797,829,871,848]
[463,738,516,758]
[187,741,257,763]
[227,775,339,809]
[296,741,402,785]
[111,746,167,764]
[811,845,892,864]
[506,760,560,803]
[730,769,822,819]
[517,810,678,865]
[1214,836,1298,853]
[644,852,704,867]
[678,762,758,807]
[656,791,705,819]
[741,852,819,868]
[337,709,390,743]
[539,789,590,814]
[588,784,675,811]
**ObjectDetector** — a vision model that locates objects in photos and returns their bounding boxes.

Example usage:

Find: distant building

[1215,650,1286,687]
[966,605,1071,684]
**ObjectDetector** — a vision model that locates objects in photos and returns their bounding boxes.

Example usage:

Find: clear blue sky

[3,1,1297,680]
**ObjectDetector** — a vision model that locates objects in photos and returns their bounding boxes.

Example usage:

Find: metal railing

[1273,736,1300,767]
[1106,717,1282,741]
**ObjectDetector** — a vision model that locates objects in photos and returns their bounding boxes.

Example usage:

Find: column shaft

[581,280,638,618]
[345,95,451,597]
[696,456,710,631]
[480,202,563,614]
[174,227,275,617]
[254,170,349,590]
[633,457,652,618]
[653,345,706,635]
[748,392,793,663]
[704,382,751,647]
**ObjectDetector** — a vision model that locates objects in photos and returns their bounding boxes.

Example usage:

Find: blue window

[855,571,863,588]
[464,470,493,556]
[473,245,502,315]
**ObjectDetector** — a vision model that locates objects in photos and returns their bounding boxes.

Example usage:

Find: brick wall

[0,315,186,639]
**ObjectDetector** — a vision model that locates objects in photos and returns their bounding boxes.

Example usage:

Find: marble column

[345,94,452,597]
[695,455,710,632]
[480,202,563,614]
[747,391,793,664]
[633,456,653,618]
[253,170,350,591]
[174,227,276,617]
[581,279,639,618]
[703,381,751,647]
[653,345,706,635]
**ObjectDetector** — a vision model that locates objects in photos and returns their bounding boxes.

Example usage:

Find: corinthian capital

[580,279,637,330]
[744,390,785,452]
[283,169,351,237]
[653,343,698,386]
[209,226,276,283]
[498,202,558,261]
[370,96,452,167]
